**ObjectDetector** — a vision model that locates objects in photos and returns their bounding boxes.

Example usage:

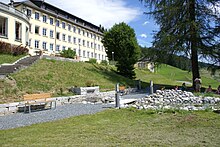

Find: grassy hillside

[0,55,219,103]
[12,59,133,94]
[136,64,219,89]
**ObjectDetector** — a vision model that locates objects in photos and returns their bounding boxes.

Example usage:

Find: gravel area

[0,103,114,130]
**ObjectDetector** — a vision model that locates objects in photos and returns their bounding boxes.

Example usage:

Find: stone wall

[0,91,115,116]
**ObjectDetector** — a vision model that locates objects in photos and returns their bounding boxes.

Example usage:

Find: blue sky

[2,0,159,47]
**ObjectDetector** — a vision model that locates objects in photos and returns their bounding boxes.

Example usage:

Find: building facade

[1,0,107,62]
[0,2,30,47]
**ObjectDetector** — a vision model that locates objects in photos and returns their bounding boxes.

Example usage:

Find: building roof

[12,0,103,35]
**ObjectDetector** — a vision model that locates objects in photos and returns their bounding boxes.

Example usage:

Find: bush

[87,58,97,64]
[60,48,76,59]
[100,60,108,66]
[0,41,28,55]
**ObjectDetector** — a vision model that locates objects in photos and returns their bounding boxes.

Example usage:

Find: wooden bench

[23,93,56,113]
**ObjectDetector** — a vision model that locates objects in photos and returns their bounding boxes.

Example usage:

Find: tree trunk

[189,0,200,90]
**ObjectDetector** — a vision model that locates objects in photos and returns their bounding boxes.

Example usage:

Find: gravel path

[0,103,113,130]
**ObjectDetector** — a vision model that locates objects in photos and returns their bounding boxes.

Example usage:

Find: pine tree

[141,0,220,88]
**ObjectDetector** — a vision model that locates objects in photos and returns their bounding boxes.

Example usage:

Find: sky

[1,0,159,47]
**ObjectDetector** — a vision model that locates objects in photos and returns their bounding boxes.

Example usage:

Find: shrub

[60,48,76,59]
[0,41,28,55]
[87,58,97,64]
[100,60,108,66]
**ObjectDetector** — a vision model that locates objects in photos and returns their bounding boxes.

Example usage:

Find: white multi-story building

[0,2,29,48]
[0,0,107,62]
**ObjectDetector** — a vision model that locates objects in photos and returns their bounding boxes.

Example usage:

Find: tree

[102,22,141,79]
[141,0,220,89]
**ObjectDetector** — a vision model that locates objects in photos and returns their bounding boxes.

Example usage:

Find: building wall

[15,2,107,62]
[0,3,29,48]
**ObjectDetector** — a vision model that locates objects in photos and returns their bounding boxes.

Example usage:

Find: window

[35,40,39,48]
[29,39,31,47]
[87,41,89,48]
[56,45,60,51]
[68,35,71,43]
[87,31,89,37]
[78,28,81,34]
[95,53,97,59]
[87,51,90,58]
[91,42,93,48]
[35,26,40,34]
[15,21,22,41]
[42,42,47,50]
[94,43,97,49]
[26,9,32,16]
[42,28,47,36]
[73,26,76,33]
[62,22,65,29]
[50,18,53,25]
[73,37,76,44]
[83,40,85,46]
[91,52,93,58]
[56,20,60,27]
[62,46,66,51]
[83,50,85,57]
[50,43,54,51]
[62,34,66,41]
[56,32,60,40]
[102,55,104,60]
[68,24,71,31]
[78,49,81,56]
[0,16,7,37]
[82,30,85,36]
[78,38,81,44]
[50,30,54,38]
[98,44,100,50]
[43,15,47,23]
[35,12,39,20]
[98,54,100,60]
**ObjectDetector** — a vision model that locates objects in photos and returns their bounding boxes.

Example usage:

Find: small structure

[70,86,99,95]
[136,57,154,72]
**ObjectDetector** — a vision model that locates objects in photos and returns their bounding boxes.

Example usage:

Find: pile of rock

[126,90,220,111]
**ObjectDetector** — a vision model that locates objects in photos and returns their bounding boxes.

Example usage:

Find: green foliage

[100,60,108,66]
[87,58,97,64]
[60,48,76,59]
[102,22,141,79]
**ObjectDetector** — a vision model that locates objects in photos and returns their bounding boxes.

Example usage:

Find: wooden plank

[23,93,51,101]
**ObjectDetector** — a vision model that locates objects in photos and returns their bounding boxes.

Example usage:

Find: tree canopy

[102,22,141,79]
[141,0,220,88]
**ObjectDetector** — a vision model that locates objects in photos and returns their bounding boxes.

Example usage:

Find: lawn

[0,54,25,64]
[0,109,219,146]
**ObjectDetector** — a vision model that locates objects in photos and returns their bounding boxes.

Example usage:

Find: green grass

[12,59,133,94]
[0,54,25,64]
[0,109,219,146]
[0,55,219,103]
